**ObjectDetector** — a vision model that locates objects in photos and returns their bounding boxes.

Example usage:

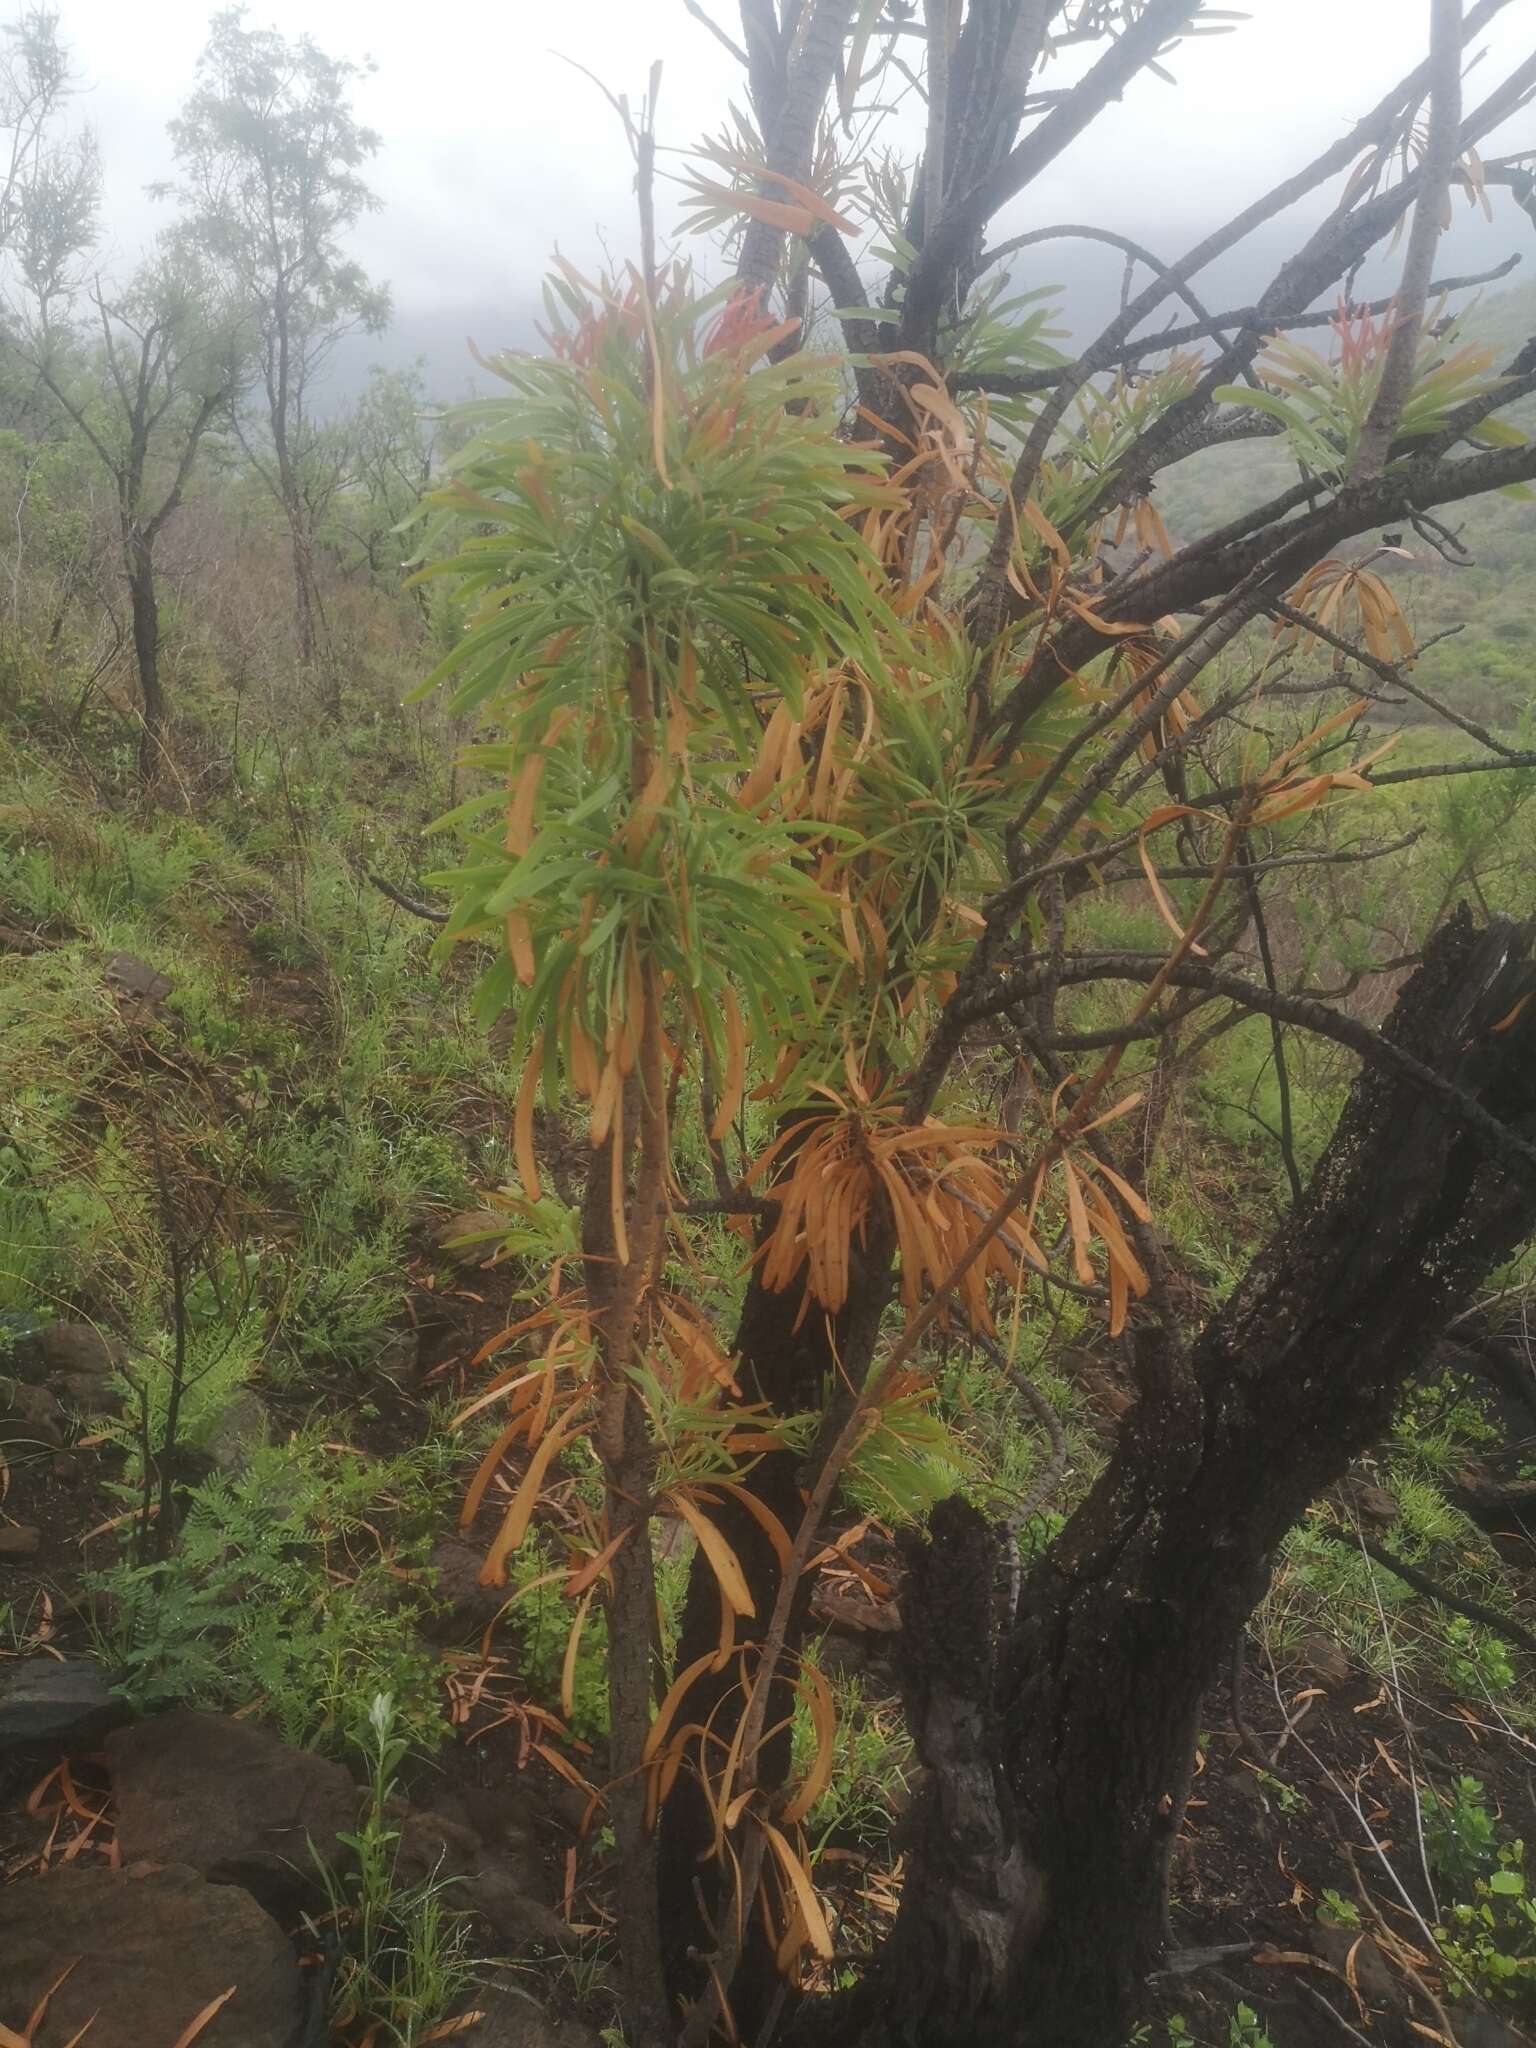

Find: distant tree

[0,6,74,256]
[165,6,389,700]
[330,363,439,591]
[18,237,241,780]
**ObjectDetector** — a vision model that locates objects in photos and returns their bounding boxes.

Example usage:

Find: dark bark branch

[991,434,1536,748]
[1370,751,1536,788]
[955,946,1536,1184]
[952,254,1523,396]
[684,0,750,66]
[1085,830,1423,890]
[807,220,886,367]
[1324,1523,1536,1659]
[366,872,449,923]
[738,0,855,292]
[145,387,228,545]
[901,1,1203,352]
[975,220,1251,375]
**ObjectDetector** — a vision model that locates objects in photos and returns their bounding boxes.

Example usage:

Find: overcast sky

[50,2,1536,386]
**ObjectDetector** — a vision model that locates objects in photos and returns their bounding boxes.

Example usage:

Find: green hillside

[1156,278,1536,729]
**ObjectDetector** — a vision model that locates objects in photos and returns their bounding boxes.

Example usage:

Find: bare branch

[682,0,750,66]
[956,949,1536,1184]
[902,0,1202,351]
[1265,597,1529,763]
[953,253,1523,397]
[1351,0,1465,483]
[1325,1522,1536,1659]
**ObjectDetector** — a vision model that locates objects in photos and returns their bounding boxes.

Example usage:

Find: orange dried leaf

[669,1491,756,1616]
[781,1664,838,1825]
[710,986,747,1141]
[1060,1161,1097,1288]
[711,1482,792,1572]
[169,1989,238,2048]
[480,1408,587,1585]
[460,1418,528,1530]
[759,1819,835,1959]
[643,1651,723,1766]
[561,1589,595,1720]
[514,1037,545,1202]
[565,1524,634,1597]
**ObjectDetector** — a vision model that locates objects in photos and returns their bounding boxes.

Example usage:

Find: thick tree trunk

[809,909,1536,2048]
[736,0,856,295]
[126,539,162,786]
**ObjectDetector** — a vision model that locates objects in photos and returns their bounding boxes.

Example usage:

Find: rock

[108,1708,562,1945]
[465,1857,567,1946]
[1447,2015,1534,2048]
[1313,1923,1401,2009]
[1,1379,65,1448]
[202,1388,269,1473]
[0,1862,304,2048]
[104,951,173,1005]
[108,1708,356,1917]
[1450,1467,1536,1563]
[434,1209,510,1263]
[0,1523,41,1556]
[56,1370,125,1415]
[0,1657,127,1754]
[36,1320,121,1380]
[472,1985,606,2048]
[4,1324,123,1417]
[422,1534,509,1645]
[1351,1483,1400,1527]
[1296,1634,1352,1689]
[393,1799,564,1947]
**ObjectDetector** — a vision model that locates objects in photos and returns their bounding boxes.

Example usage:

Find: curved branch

[976,220,1248,372]
[1326,1523,1536,1660]
[956,947,1536,1184]
[952,254,1523,397]
[366,872,449,923]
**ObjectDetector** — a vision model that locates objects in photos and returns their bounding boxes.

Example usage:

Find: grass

[312,1693,481,2046]
[0,722,509,1381]
[6,576,1536,2048]
[91,1431,462,1753]
[1262,1447,1531,1722]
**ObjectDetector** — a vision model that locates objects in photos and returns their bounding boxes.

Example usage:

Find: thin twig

[681,0,750,66]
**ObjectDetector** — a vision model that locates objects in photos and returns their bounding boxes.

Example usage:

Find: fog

[49,0,1536,393]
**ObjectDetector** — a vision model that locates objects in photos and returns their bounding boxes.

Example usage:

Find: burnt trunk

[807,910,1536,2048]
